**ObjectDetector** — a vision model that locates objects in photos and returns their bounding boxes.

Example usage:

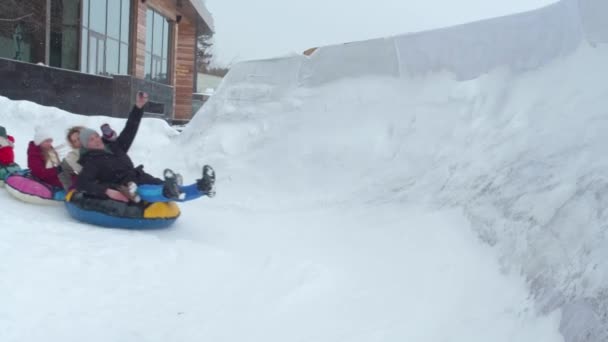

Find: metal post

[45,0,51,65]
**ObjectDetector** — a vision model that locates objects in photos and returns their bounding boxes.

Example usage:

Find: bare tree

[196,32,230,77]
[196,32,213,72]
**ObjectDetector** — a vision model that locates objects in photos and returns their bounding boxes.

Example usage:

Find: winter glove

[116,182,141,203]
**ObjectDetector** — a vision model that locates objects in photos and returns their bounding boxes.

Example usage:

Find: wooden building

[0,0,214,122]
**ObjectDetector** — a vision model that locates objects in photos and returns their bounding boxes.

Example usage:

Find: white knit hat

[33,126,54,145]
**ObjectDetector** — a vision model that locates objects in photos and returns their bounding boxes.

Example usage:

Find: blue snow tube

[65,190,180,229]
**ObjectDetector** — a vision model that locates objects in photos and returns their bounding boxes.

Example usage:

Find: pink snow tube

[4,173,66,205]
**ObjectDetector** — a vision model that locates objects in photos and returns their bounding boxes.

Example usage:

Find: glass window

[153,12,163,56]
[80,0,131,75]
[107,0,121,39]
[161,58,167,80]
[80,28,88,72]
[155,59,161,78]
[119,42,129,74]
[145,8,171,84]
[146,10,153,53]
[162,20,169,61]
[145,52,151,78]
[50,0,81,70]
[120,0,130,43]
[89,0,106,33]
[89,35,97,74]
[0,4,45,63]
[0,25,16,60]
[83,0,89,28]
[106,39,119,74]
[97,38,105,74]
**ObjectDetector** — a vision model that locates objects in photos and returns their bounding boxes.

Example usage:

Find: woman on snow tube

[0,125,21,185]
[65,161,215,228]
[66,92,215,228]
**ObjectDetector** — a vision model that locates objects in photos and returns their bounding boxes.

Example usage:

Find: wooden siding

[128,0,200,120]
[174,17,196,121]
[132,0,147,79]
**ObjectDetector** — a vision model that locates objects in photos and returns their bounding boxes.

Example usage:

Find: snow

[0,178,564,341]
[2,0,608,340]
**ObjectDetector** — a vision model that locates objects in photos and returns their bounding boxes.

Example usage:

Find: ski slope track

[1,0,607,341]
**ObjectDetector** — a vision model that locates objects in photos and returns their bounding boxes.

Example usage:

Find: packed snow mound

[181,0,608,340]
[0,0,605,341]
[0,99,566,341]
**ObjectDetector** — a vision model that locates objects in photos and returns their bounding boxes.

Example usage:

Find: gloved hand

[116,182,141,203]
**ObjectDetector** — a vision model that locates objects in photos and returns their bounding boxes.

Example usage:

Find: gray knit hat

[79,128,97,148]
[0,126,6,139]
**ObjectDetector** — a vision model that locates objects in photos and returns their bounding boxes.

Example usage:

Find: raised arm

[115,92,149,152]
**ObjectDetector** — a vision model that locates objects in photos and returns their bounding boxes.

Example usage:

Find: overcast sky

[205,0,557,66]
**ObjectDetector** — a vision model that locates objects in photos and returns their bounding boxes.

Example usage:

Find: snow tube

[0,163,21,187]
[4,173,65,205]
[65,190,180,229]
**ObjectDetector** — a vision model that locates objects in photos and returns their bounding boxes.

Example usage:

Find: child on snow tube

[0,125,21,183]
[58,125,113,192]
[57,126,84,191]
[9,126,67,202]
[28,126,64,189]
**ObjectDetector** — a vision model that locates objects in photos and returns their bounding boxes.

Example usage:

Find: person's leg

[0,163,21,180]
[130,168,179,202]
[136,184,170,202]
[137,183,209,202]
[179,184,205,201]
[135,171,163,185]
[135,166,216,203]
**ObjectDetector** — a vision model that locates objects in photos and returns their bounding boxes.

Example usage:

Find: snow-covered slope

[0,97,565,341]
[177,0,608,340]
[1,0,607,341]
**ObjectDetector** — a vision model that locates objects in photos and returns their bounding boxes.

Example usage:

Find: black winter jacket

[76,106,161,197]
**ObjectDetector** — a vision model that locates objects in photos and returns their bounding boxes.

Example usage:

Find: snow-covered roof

[190,0,215,32]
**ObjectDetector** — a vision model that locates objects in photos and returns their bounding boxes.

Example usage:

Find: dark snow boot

[197,165,216,197]
[163,168,185,200]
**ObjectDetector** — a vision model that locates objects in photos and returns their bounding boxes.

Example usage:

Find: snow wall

[184,0,608,341]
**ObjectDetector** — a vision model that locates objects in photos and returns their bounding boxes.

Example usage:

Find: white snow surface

[2,0,608,340]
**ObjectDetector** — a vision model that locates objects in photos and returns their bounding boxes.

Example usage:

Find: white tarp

[578,0,608,44]
[218,0,603,95]
[394,0,582,80]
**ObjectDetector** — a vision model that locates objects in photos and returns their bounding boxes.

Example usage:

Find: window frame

[145,7,173,85]
[79,0,131,76]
